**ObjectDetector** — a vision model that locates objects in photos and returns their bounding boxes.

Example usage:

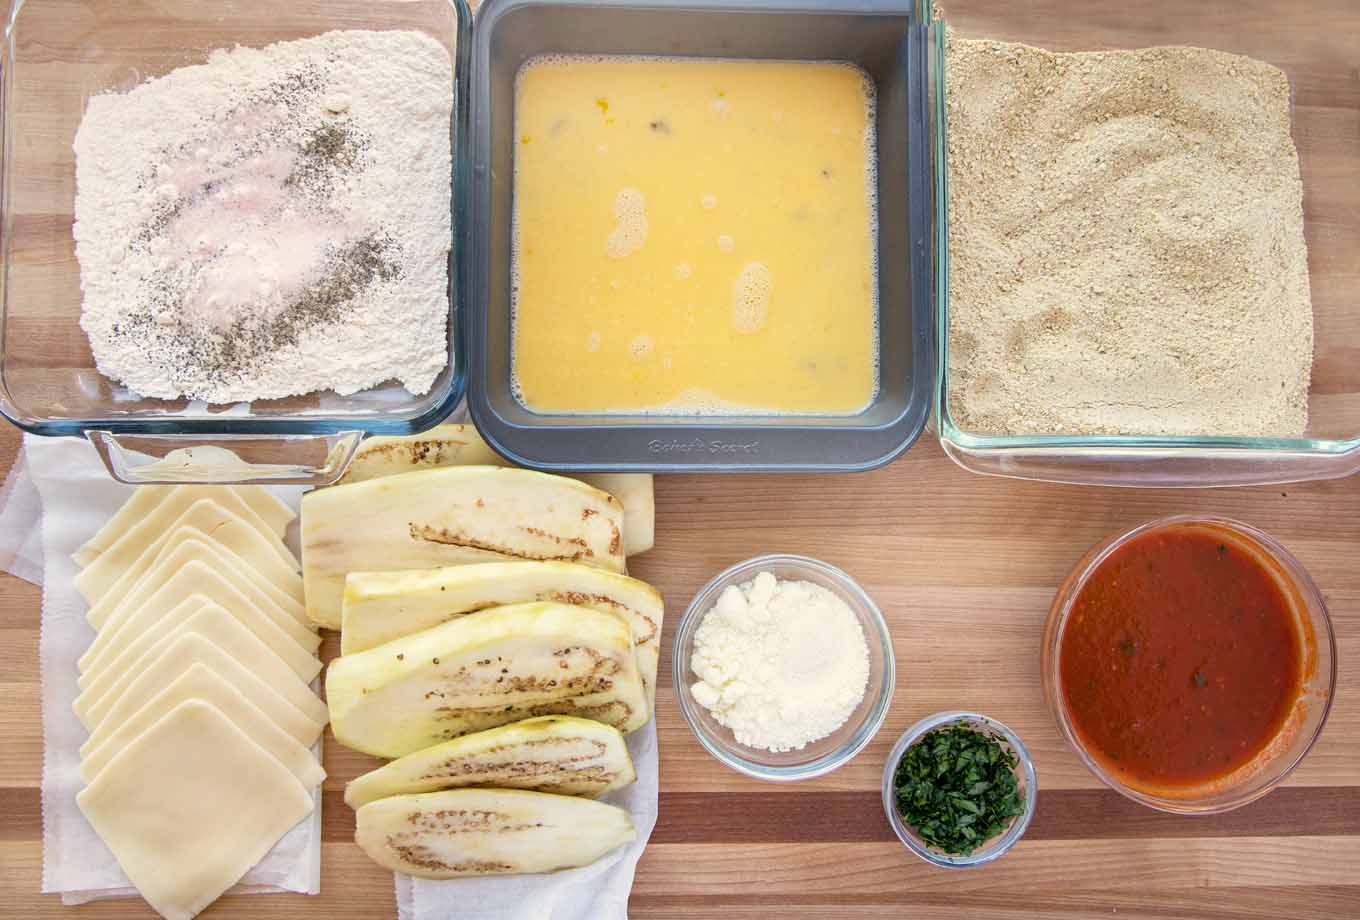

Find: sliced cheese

[85,522,302,619]
[80,664,325,787]
[90,537,306,633]
[73,486,173,568]
[78,631,327,742]
[234,485,296,541]
[77,497,301,609]
[77,699,313,920]
[84,556,316,679]
[79,594,319,691]
[76,601,321,722]
[79,563,319,677]
[74,485,292,569]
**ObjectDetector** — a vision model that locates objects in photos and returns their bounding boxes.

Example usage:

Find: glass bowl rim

[671,552,896,782]
[879,710,1039,868]
[1042,514,1338,815]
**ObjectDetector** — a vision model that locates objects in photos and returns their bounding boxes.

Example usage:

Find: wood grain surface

[3,425,1360,918]
[2,0,1359,917]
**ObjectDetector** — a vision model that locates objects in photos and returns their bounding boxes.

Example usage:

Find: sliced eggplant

[335,424,655,556]
[326,602,647,758]
[340,560,662,710]
[576,472,654,557]
[301,466,625,628]
[354,788,636,878]
[344,715,635,808]
[336,426,503,484]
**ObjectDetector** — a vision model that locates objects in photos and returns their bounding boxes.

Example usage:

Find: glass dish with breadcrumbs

[928,0,1360,486]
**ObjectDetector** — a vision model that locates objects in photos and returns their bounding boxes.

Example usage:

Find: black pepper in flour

[133,68,330,247]
[219,235,401,368]
[74,30,453,403]
[285,122,367,193]
[112,234,403,396]
[114,106,383,393]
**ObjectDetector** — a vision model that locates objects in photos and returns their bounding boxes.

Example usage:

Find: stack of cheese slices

[70,485,326,920]
[302,426,662,878]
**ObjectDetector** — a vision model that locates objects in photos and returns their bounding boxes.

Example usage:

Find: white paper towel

[394,720,658,920]
[5,434,322,906]
[0,447,44,584]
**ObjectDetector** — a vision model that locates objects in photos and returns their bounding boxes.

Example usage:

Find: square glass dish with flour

[0,0,470,455]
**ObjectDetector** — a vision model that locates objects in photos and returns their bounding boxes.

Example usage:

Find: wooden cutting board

[1,0,1358,916]
[2,424,1358,918]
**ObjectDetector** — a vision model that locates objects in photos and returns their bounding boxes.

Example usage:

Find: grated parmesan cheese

[690,571,870,753]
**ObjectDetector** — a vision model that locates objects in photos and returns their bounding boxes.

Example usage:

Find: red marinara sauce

[1059,523,1307,794]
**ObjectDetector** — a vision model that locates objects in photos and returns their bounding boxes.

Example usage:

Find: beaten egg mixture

[512,56,878,415]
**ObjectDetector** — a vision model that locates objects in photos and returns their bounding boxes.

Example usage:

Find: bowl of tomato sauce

[1042,516,1336,815]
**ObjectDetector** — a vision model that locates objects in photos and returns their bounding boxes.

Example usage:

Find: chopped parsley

[892,724,1025,856]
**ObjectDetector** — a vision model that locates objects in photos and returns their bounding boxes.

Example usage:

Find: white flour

[690,572,870,752]
[74,30,453,404]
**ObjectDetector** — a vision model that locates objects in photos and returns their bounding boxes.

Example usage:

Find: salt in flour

[73,30,453,404]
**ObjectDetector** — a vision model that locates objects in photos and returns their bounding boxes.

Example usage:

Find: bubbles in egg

[731,261,772,334]
[629,334,654,359]
[605,187,649,259]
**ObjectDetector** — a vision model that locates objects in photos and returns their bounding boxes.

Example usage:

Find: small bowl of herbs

[881,711,1037,868]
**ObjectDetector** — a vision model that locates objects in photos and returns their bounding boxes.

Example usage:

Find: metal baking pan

[467,0,934,472]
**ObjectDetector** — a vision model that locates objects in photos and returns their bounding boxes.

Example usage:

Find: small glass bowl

[672,554,895,781]
[1042,516,1337,815]
[881,711,1038,868]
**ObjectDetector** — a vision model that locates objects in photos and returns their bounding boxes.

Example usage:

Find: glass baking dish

[467,0,935,472]
[928,0,1360,487]
[0,0,472,483]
